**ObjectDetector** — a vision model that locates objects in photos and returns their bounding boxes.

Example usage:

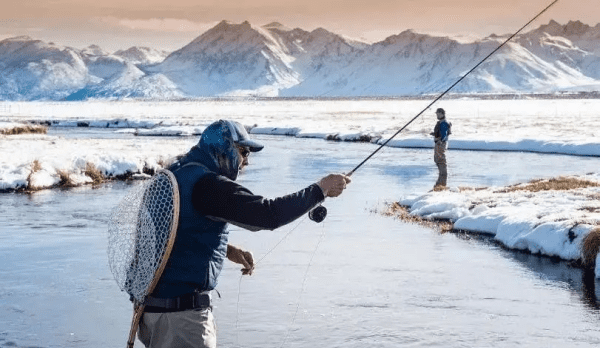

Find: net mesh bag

[107,170,179,303]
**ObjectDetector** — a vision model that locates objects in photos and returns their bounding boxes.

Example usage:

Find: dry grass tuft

[57,170,74,188]
[1,124,48,135]
[26,160,44,191]
[582,228,600,269]
[85,163,104,185]
[31,160,42,173]
[497,176,600,193]
[432,185,447,192]
[384,201,453,233]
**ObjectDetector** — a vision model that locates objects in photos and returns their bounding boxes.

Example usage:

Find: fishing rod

[309,0,559,223]
[348,0,559,176]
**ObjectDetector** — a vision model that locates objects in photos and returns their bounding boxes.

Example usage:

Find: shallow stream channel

[2,134,600,347]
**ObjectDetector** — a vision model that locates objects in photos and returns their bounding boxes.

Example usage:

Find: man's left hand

[227,244,255,275]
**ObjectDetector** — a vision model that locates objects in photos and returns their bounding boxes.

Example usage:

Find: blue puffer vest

[151,120,242,298]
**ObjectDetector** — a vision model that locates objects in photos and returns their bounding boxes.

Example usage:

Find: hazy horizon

[1,0,598,52]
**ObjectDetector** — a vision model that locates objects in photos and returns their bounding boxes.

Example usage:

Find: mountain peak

[114,46,169,64]
[534,19,563,34]
[309,27,343,41]
[548,19,561,27]
[211,20,255,33]
[82,44,108,56]
[1,35,35,43]
[263,22,292,31]
[311,27,332,35]
[529,19,598,39]
[168,19,276,61]
[563,20,591,35]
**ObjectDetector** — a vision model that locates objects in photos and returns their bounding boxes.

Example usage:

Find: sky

[1,0,599,52]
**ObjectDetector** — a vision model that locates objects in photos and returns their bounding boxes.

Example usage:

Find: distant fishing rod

[345,0,559,177]
[309,0,559,223]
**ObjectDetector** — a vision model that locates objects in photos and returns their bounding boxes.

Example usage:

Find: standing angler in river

[137,120,351,348]
[431,108,451,189]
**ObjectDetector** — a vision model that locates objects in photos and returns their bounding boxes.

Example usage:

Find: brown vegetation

[85,163,104,185]
[26,160,43,190]
[582,228,600,269]
[31,160,42,173]
[0,124,47,135]
[588,193,600,201]
[496,176,600,193]
[57,170,74,188]
[432,185,447,192]
[383,201,453,233]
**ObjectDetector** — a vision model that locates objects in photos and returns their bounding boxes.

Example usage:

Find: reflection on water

[453,231,600,311]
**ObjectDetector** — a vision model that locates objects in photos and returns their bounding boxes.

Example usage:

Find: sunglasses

[237,145,250,158]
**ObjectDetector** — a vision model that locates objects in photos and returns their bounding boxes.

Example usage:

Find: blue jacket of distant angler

[433,119,451,143]
[153,120,243,298]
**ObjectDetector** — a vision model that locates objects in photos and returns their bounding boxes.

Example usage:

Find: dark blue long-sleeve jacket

[433,119,451,142]
[152,120,324,298]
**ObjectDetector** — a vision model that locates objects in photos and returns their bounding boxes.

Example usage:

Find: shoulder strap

[171,161,211,174]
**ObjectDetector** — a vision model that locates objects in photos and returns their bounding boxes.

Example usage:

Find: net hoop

[107,169,180,347]
[144,169,180,300]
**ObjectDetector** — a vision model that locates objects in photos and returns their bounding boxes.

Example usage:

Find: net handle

[126,169,181,348]
[127,305,145,348]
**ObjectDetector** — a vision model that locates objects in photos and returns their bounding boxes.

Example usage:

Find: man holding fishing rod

[137,119,351,348]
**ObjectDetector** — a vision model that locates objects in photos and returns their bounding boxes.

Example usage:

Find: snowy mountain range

[1,19,599,100]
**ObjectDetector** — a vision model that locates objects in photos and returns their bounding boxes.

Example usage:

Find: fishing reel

[308,205,327,223]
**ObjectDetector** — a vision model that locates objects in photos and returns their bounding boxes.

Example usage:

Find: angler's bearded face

[236,145,250,171]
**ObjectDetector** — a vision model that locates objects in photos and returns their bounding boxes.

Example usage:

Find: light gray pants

[434,141,447,187]
[138,308,217,348]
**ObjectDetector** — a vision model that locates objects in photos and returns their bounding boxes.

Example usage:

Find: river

[1,134,600,347]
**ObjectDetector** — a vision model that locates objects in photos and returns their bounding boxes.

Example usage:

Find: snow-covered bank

[381,138,600,157]
[2,98,600,156]
[396,175,600,277]
[0,134,194,192]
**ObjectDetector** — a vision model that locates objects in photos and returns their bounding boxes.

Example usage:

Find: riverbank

[388,175,600,277]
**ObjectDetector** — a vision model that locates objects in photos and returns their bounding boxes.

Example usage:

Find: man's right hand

[227,244,255,275]
[317,173,351,198]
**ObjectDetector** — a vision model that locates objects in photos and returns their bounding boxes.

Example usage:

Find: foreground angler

[138,119,350,347]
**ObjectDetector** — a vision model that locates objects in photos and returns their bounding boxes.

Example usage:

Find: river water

[1,134,600,347]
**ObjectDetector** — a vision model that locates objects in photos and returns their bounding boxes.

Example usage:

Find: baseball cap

[224,120,264,152]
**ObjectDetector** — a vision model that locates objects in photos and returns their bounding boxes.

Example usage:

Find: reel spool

[308,205,327,223]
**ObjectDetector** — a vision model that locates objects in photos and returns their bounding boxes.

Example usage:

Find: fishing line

[279,222,327,348]
[235,215,308,347]
[345,0,559,177]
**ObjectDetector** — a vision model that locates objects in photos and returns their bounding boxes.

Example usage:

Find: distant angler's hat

[224,120,264,152]
[436,108,445,115]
